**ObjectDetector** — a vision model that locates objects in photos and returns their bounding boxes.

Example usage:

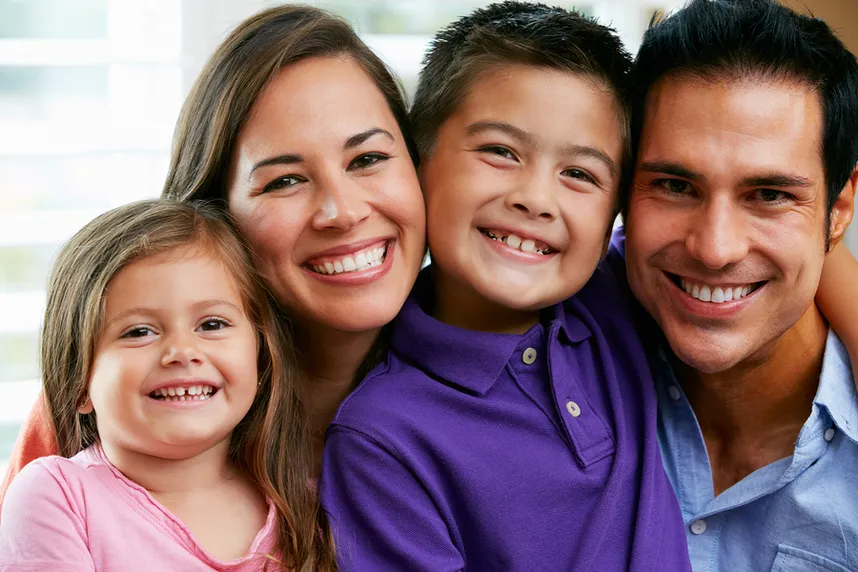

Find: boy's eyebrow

[467,121,618,177]
[559,144,618,178]
[465,121,536,147]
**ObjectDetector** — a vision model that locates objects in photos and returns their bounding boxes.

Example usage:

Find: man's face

[626,76,853,374]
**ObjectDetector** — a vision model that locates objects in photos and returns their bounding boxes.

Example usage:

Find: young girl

[0,200,336,571]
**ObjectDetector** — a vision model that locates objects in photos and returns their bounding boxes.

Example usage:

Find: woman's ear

[78,396,93,414]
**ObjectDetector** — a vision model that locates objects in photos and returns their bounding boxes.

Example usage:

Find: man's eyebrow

[464,121,536,147]
[344,128,395,150]
[249,153,303,178]
[638,161,703,181]
[742,173,814,188]
[560,144,618,178]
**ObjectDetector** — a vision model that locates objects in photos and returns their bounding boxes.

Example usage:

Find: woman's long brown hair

[162,4,417,205]
[42,199,336,570]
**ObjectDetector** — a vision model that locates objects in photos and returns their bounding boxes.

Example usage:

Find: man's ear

[828,165,858,249]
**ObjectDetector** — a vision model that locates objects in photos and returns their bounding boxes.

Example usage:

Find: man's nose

[685,197,749,269]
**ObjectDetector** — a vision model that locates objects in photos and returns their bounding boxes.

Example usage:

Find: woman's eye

[262,175,305,193]
[479,146,516,160]
[198,318,230,331]
[655,178,692,195]
[562,168,596,184]
[121,326,154,339]
[349,153,389,170]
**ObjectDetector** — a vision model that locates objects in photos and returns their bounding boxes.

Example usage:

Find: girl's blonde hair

[41,199,336,570]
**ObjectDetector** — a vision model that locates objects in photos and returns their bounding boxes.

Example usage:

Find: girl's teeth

[311,245,387,275]
[506,235,522,249]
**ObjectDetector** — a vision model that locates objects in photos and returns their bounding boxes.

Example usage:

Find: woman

[1,4,425,498]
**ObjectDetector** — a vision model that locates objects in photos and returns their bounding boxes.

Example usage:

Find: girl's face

[84,247,259,460]
[227,56,426,334]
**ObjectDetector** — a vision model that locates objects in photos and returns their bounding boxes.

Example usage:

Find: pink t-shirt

[0,446,279,571]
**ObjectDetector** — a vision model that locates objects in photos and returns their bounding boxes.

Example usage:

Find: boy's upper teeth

[310,244,387,275]
[484,229,552,255]
[680,278,755,303]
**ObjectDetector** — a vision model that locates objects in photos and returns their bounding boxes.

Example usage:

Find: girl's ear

[78,396,93,414]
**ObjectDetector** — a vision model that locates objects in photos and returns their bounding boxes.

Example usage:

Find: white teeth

[521,239,536,253]
[506,234,522,249]
[152,384,216,401]
[679,278,756,304]
[167,387,176,396]
[310,244,388,276]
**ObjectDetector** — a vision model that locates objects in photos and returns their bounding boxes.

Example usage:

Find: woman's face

[227,56,425,333]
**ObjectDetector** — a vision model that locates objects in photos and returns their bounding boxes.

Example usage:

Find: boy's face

[420,65,623,322]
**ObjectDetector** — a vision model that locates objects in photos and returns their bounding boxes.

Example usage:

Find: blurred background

[0,0,856,473]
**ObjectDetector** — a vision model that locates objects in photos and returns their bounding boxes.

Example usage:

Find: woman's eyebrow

[249,153,303,178]
[343,128,395,150]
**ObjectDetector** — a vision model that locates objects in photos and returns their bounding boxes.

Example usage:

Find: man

[623,0,858,569]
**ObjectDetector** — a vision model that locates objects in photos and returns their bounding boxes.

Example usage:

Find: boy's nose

[504,182,558,220]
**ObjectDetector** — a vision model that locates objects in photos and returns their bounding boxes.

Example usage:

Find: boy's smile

[420,64,624,332]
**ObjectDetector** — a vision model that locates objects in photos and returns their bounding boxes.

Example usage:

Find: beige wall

[781,0,858,55]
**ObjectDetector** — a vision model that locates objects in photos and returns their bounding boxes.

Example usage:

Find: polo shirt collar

[390,269,591,395]
[813,329,858,446]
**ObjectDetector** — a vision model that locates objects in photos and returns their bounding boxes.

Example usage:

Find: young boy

[319,3,691,571]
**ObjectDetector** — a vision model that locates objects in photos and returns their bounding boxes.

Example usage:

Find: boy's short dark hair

[632,0,858,213]
[411,0,633,174]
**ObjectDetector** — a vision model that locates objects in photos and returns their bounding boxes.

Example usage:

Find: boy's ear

[828,165,857,249]
[600,211,621,259]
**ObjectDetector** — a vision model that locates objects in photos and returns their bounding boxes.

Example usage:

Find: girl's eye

[655,178,692,195]
[562,168,596,184]
[348,153,390,170]
[121,326,155,339]
[263,175,305,193]
[479,146,516,160]
[752,189,792,203]
[198,317,230,331]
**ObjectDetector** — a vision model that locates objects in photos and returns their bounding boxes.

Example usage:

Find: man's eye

[753,189,791,203]
[655,179,692,194]
[121,326,154,339]
[262,175,304,193]
[198,318,230,331]
[348,153,389,170]
[479,146,516,160]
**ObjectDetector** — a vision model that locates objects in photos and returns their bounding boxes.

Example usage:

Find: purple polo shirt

[320,261,690,571]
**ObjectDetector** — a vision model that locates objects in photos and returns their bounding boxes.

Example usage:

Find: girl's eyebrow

[105,300,242,327]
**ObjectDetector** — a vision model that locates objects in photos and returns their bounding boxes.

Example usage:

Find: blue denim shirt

[656,330,858,572]
[320,266,690,572]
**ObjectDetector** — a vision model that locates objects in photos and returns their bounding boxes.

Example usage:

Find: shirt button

[690,519,707,535]
[667,385,681,401]
[566,400,581,417]
[824,428,836,442]
[522,347,537,365]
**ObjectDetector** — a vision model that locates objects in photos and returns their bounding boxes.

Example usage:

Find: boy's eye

[479,146,517,160]
[263,175,305,194]
[121,326,155,339]
[654,178,692,195]
[348,152,390,170]
[198,317,231,331]
[562,168,596,184]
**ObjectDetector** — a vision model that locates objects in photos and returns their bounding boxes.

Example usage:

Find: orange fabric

[0,394,58,509]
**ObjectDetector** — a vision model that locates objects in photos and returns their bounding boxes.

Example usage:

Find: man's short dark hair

[632,0,858,213]
[411,0,633,183]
